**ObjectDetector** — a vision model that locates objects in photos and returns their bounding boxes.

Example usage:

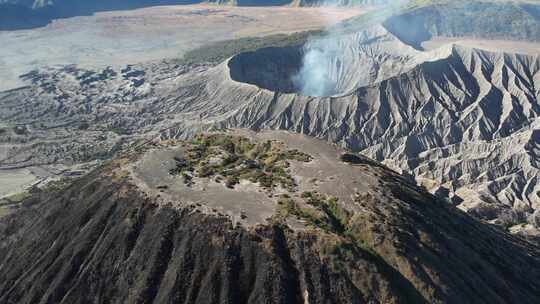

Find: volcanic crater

[226,28,425,97]
[228,46,305,94]
[227,42,355,97]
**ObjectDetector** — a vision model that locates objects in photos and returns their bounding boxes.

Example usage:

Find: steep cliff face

[228,27,424,96]
[228,46,304,94]
[1,131,539,304]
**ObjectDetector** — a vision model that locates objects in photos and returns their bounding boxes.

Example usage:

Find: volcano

[1,130,539,303]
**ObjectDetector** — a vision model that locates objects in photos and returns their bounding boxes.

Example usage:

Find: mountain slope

[383,0,540,48]
[215,44,540,237]
[1,131,539,303]
[1,24,540,239]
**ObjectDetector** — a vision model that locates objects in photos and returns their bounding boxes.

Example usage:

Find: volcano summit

[1,0,540,303]
[1,130,539,303]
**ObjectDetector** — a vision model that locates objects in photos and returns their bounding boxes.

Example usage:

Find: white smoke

[292,0,344,97]
[292,0,408,97]
[292,42,340,97]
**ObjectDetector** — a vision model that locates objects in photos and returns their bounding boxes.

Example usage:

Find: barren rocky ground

[1,130,539,303]
[2,1,540,302]
[0,4,361,91]
[3,18,540,241]
[0,3,361,198]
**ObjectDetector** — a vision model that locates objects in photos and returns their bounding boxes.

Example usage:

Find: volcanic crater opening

[228,45,348,97]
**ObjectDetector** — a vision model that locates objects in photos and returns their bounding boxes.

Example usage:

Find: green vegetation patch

[298,191,351,234]
[41,178,70,193]
[0,190,30,217]
[0,191,31,206]
[169,134,312,191]
[276,191,378,257]
[276,194,331,230]
[178,30,322,65]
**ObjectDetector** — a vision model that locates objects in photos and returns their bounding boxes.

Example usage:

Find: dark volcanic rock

[1,132,540,303]
[228,46,303,94]
[0,168,415,304]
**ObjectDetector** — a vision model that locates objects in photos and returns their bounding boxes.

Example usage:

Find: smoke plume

[292,0,407,97]
[292,42,340,97]
[292,0,343,97]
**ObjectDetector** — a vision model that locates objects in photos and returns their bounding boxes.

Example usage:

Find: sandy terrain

[0,4,361,91]
[0,163,91,199]
[0,168,38,198]
[422,37,540,55]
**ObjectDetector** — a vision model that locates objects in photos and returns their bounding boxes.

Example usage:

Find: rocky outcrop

[1,131,539,303]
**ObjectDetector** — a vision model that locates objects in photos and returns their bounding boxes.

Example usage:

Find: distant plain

[0,4,361,91]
